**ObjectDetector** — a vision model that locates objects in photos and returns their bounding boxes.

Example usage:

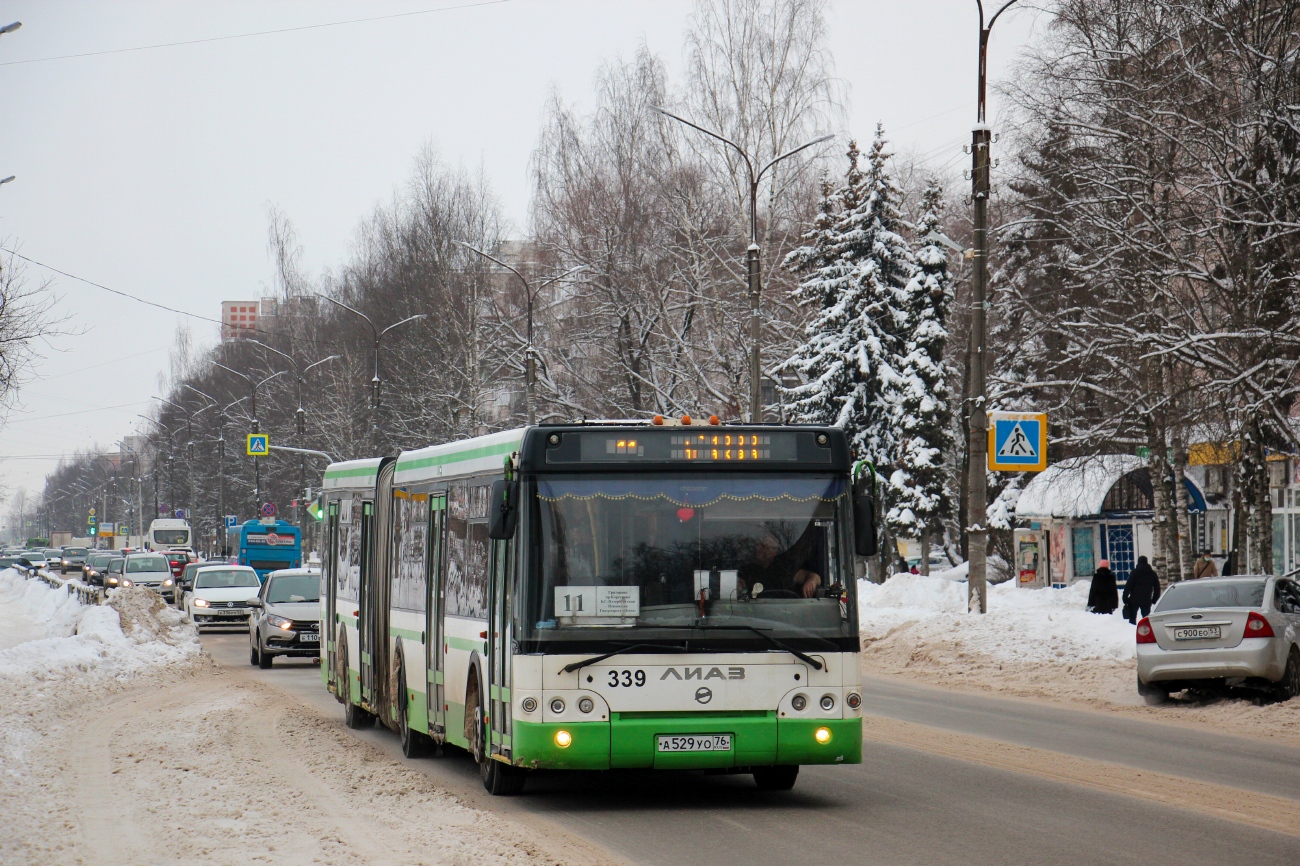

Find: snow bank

[858,573,1135,665]
[0,568,199,683]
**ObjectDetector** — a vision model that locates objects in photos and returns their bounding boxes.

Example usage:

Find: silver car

[1136,575,1300,702]
[247,568,321,668]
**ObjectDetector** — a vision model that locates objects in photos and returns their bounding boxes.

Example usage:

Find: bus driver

[740,529,822,598]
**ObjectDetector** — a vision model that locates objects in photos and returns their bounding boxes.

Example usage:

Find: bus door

[325,501,340,691]
[425,494,447,737]
[487,536,513,758]
[358,499,376,706]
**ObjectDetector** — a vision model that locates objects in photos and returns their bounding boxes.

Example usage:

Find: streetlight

[212,363,286,513]
[0,22,21,35]
[314,294,425,453]
[651,105,831,421]
[137,415,177,518]
[965,0,1018,616]
[153,395,214,522]
[454,243,583,425]
[246,339,340,525]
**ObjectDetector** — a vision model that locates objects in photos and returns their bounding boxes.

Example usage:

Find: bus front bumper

[510,714,861,771]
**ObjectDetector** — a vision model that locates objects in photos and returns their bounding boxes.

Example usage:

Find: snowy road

[198,630,1300,866]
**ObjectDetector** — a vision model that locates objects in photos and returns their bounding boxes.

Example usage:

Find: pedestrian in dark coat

[1087,559,1119,614]
[1123,556,1161,623]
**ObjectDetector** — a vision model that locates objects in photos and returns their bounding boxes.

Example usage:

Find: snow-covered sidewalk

[858,573,1300,743]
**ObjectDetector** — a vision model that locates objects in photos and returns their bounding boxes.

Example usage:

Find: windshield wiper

[561,642,687,674]
[695,624,824,670]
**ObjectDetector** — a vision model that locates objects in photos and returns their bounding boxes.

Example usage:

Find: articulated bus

[319,422,874,794]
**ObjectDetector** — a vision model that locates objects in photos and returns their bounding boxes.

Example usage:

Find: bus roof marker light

[554,730,572,748]
[681,414,692,425]
[652,415,664,425]
[709,415,721,425]
[815,726,832,744]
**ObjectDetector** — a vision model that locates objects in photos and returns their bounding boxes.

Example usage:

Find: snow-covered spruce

[885,180,954,541]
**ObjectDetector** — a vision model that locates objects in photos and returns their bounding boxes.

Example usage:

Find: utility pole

[651,106,830,422]
[454,243,584,426]
[315,295,425,453]
[966,0,1017,614]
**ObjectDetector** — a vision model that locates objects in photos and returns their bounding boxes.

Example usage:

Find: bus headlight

[554,730,572,748]
[846,692,862,710]
[820,694,835,711]
[520,697,538,713]
[577,697,594,714]
[814,726,832,744]
[549,697,565,714]
[791,694,807,712]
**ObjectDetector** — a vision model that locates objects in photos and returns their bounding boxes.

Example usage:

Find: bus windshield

[153,530,189,545]
[522,473,855,650]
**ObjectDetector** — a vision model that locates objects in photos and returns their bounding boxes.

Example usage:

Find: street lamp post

[965,0,1018,615]
[454,243,583,426]
[651,106,831,421]
[315,295,425,453]
[247,340,340,526]
[153,396,214,524]
[213,363,286,514]
[136,415,177,518]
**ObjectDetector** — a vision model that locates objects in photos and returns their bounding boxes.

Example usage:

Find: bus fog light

[520,697,538,713]
[791,694,807,712]
[820,694,835,711]
[578,697,594,714]
[554,730,572,748]
[814,726,832,744]
[549,697,565,714]
[846,692,862,710]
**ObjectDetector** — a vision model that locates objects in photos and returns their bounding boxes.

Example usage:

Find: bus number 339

[608,669,647,687]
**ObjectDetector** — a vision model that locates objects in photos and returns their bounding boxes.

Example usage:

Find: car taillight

[1245,611,1275,638]
[1136,617,1156,644]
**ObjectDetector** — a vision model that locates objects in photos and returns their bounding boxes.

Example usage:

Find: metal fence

[30,567,105,606]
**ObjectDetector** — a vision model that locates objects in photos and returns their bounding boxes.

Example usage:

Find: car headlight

[193,598,210,608]
[267,614,293,631]
[107,576,119,586]
[120,579,133,587]
[162,579,173,586]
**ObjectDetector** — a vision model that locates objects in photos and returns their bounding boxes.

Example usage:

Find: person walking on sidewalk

[1123,556,1161,624]
[1087,559,1118,614]
[1194,550,1218,579]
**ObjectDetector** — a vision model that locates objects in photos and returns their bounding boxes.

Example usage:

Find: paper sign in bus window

[596,586,640,616]
[693,569,738,601]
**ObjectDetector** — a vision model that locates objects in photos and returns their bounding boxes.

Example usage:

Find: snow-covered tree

[885,181,953,546]
[784,128,913,469]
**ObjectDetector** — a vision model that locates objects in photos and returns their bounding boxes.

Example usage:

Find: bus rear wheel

[398,665,431,758]
[753,765,799,791]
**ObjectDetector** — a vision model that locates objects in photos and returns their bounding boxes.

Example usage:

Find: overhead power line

[0,0,510,67]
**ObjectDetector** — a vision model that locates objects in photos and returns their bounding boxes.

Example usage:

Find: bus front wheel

[339,637,374,730]
[753,765,799,791]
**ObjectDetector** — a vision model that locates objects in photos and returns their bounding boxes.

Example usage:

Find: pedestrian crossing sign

[246,434,270,456]
[988,411,1048,471]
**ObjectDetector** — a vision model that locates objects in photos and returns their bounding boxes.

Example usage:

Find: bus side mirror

[487,479,519,540]
[852,478,878,557]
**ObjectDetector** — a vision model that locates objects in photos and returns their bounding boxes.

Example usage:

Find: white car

[121,552,177,601]
[183,565,262,629]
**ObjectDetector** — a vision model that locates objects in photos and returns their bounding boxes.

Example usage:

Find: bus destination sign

[572,430,803,463]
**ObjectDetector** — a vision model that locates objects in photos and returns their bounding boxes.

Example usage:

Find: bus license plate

[1173,626,1220,640]
[657,734,731,752]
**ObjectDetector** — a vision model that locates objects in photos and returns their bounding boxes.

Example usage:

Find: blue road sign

[246,434,270,456]
[988,412,1048,472]
[224,515,239,529]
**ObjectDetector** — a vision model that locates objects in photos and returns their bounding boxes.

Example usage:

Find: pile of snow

[0,568,199,683]
[858,573,1136,666]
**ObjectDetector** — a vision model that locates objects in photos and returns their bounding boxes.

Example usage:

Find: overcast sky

[0,0,1045,506]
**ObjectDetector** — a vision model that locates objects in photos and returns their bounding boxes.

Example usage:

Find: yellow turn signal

[814,726,832,744]
[554,730,572,748]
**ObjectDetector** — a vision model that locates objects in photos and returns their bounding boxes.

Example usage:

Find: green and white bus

[320,422,874,794]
